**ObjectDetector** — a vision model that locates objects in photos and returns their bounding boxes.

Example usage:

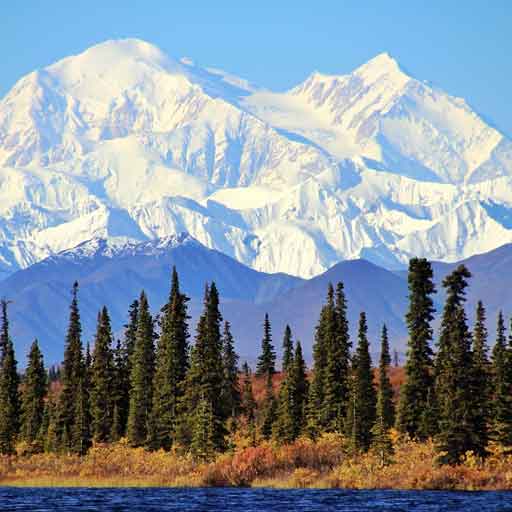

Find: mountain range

[1,38,512,282]
[2,234,511,365]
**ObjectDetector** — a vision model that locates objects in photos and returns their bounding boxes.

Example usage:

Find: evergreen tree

[378,325,395,429]
[20,340,46,449]
[57,282,84,450]
[371,325,395,465]
[307,285,335,432]
[241,362,257,445]
[323,281,351,431]
[260,373,277,440]
[291,341,308,438]
[127,291,155,447]
[256,313,276,377]
[281,325,294,372]
[178,284,226,451]
[71,376,91,455]
[345,312,376,452]
[150,268,190,450]
[274,379,294,442]
[43,394,59,453]
[491,311,512,446]
[190,398,217,460]
[90,307,115,442]
[113,299,139,438]
[396,258,436,440]
[37,397,50,450]
[220,321,241,420]
[435,265,486,463]
[111,339,125,441]
[472,301,491,448]
[371,392,394,466]
[0,300,20,454]
[0,299,9,362]
[124,299,139,369]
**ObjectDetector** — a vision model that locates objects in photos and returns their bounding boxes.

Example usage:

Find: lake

[0,488,511,511]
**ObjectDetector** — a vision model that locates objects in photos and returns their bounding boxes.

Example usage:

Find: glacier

[1,38,512,279]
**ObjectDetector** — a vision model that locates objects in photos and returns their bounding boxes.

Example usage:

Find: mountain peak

[58,38,173,65]
[354,52,408,83]
[46,38,183,79]
[46,232,199,263]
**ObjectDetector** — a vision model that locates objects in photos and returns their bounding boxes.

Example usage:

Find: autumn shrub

[3,436,512,489]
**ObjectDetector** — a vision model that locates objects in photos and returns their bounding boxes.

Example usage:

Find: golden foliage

[2,435,512,489]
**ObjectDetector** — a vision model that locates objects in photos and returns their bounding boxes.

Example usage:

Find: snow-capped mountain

[1,38,512,279]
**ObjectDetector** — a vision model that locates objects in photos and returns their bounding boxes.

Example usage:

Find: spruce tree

[220,320,241,421]
[71,376,91,455]
[396,258,436,440]
[372,391,394,466]
[114,299,139,438]
[37,397,50,450]
[127,291,155,447]
[203,283,227,445]
[274,363,295,442]
[291,341,308,439]
[0,300,20,454]
[57,282,84,450]
[323,281,351,431]
[178,283,226,451]
[111,339,125,441]
[378,325,395,429]
[150,268,190,450]
[255,314,277,440]
[282,325,294,372]
[0,299,9,362]
[345,312,376,452]
[256,313,276,377]
[241,362,257,445]
[90,307,115,442]
[260,373,277,440]
[371,325,395,465]
[124,299,139,369]
[20,340,46,449]
[308,285,336,432]
[472,301,491,449]
[44,394,59,453]
[491,311,512,446]
[435,265,486,463]
[190,398,217,460]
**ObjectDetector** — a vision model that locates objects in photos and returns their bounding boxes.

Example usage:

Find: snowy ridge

[1,39,512,278]
[43,232,198,263]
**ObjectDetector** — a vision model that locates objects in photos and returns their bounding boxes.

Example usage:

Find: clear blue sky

[3,1,511,134]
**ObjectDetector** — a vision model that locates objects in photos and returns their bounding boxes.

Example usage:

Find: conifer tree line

[1,259,512,464]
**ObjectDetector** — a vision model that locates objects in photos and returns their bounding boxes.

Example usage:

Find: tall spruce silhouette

[127,291,155,447]
[90,307,115,442]
[151,267,190,450]
[397,258,436,439]
[491,311,512,445]
[256,313,276,377]
[435,265,486,463]
[20,340,46,449]
[57,282,84,451]
[0,300,20,454]
[179,283,226,453]
[281,325,294,372]
[345,312,376,452]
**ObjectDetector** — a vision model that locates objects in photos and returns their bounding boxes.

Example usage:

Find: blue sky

[4,1,512,134]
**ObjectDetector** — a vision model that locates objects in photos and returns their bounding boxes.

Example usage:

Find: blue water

[0,488,511,511]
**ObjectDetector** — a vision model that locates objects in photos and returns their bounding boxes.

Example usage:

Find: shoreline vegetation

[2,436,512,489]
[1,259,512,491]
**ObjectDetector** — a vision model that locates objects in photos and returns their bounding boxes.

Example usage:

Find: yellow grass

[2,435,512,490]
